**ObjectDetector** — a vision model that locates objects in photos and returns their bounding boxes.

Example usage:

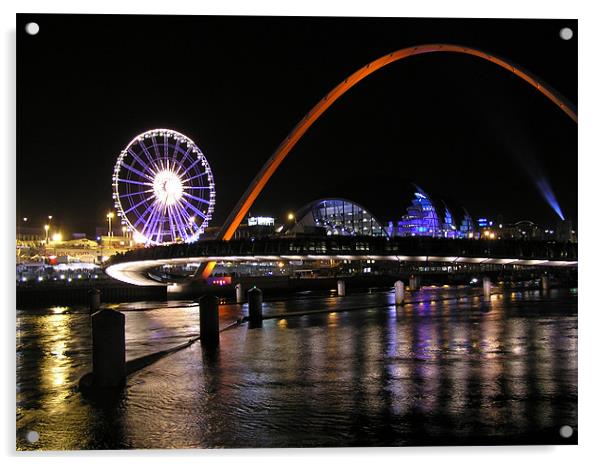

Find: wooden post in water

[92,309,126,387]
[199,295,220,347]
[88,288,101,314]
[248,287,263,328]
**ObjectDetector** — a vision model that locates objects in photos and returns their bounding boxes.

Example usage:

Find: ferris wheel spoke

[171,202,191,241]
[124,195,154,214]
[133,200,159,229]
[127,148,157,176]
[121,162,154,182]
[147,207,165,241]
[182,186,211,190]
[138,141,162,172]
[181,207,202,236]
[117,178,153,187]
[154,219,164,243]
[171,140,185,175]
[182,157,202,175]
[178,197,207,220]
[140,202,163,238]
[171,158,187,177]
[181,204,201,237]
[118,188,154,199]
[166,204,179,241]
[163,134,169,157]
[182,171,208,184]
[175,145,193,167]
[183,191,211,205]
[176,201,195,240]
[150,136,165,171]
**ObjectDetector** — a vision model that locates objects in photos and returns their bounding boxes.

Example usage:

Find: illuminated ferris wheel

[112,129,216,245]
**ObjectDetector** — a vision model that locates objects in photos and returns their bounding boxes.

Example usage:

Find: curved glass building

[289,198,387,237]
[287,189,476,239]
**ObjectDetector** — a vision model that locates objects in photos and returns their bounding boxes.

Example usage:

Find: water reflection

[17,288,577,449]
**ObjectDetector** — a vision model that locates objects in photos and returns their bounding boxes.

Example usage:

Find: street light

[106,212,114,237]
[18,217,28,241]
[287,212,295,221]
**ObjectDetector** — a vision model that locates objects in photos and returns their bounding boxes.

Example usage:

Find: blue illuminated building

[387,185,476,239]
[459,209,476,237]
[441,204,458,238]
[287,188,476,240]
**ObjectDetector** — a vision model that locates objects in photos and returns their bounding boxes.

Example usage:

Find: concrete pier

[248,287,263,328]
[337,279,345,296]
[88,288,101,314]
[199,295,220,346]
[483,276,492,302]
[394,280,405,305]
[541,276,550,292]
[235,283,244,304]
[92,309,126,388]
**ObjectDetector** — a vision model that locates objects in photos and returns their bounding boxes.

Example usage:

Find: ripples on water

[16,287,577,449]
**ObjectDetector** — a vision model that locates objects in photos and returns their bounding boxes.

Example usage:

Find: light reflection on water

[17,289,577,449]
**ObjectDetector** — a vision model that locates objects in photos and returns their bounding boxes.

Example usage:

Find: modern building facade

[387,185,476,239]
[288,198,387,237]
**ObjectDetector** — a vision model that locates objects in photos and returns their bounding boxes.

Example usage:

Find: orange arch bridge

[201,43,577,279]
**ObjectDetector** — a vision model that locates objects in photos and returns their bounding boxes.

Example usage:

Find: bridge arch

[202,43,577,278]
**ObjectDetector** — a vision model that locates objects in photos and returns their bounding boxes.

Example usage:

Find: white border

[3,1,600,463]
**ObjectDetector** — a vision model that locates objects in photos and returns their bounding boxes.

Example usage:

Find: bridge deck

[105,237,577,286]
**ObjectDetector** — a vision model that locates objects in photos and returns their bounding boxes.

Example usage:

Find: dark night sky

[17,14,577,236]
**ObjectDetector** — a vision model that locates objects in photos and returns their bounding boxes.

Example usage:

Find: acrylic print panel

[16,14,577,450]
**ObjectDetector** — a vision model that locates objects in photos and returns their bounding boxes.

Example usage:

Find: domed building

[286,187,476,239]
[287,198,387,237]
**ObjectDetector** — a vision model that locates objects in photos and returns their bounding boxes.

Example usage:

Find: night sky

[17,14,577,236]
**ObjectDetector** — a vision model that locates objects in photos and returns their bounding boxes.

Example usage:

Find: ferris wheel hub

[153,169,184,207]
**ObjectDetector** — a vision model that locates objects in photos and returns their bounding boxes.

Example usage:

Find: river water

[16,286,577,449]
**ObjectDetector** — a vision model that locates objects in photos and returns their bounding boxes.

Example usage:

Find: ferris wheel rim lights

[112,128,216,245]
